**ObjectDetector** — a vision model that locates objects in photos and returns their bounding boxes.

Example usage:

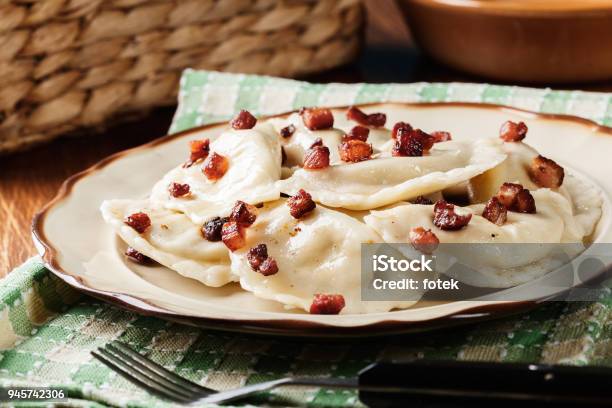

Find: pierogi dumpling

[150,123,282,224]
[364,188,598,288]
[229,200,421,314]
[101,199,234,287]
[269,113,392,168]
[278,139,506,210]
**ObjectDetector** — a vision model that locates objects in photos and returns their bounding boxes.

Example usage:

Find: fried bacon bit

[496,183,536,214]
[124,212,151,233]
[392,127,434,157]
[125,247,151,264]
[482,197,507,226]
[246,244,279,276]
[203,152,229,181]
[411,196,433,205]
[431,131,452,143]
[221,221,246,251]
[287,189,316,219]
[229,200,258,226]
[303,145,330,169]
[529,155,564,188]
[432,200,472,231]
[259,257,279,276]
[300,107,334,130]
[230,109,257,130]
[409,227,440,254]
[392,121,413,139]
[202,216,228,241]
[343,126,370,142]
[346,106,387,127]
[339,139,373,163]
[168,182,190,198]
[310,294,345,315]
[280,124,296,138]
[247,244,268,271]
[499,120,528,142]
[185,139,210,167]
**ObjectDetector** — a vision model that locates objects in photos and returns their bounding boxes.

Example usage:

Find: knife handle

[358,360,612,407]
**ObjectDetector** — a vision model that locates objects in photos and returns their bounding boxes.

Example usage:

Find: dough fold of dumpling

[278,139,506,210]
[101,199,234,287]
[151,122,282,224]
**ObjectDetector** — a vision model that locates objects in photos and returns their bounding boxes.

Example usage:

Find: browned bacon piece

[221,221,246,251]
[309,294,345,314]
[185,139,210,167]
[168,182,190,198]
[303,145,330,169]
[280,124,296,138]
[529,155,564,188]
[229,201,258,226]
[203,152,229,181]
[431,131,452,143]
[346,106,386,127]
[409,227,440,254]
[124,212,151,233]
[259,257,279,276]
[339,139,373,163]
[287,189,316,219]
[432,200,472,231]
[496,183,536,214]
[499,120,528,142]
[247,244,268,271]
[300,107,334,130]
[125,247,151,264]
[202,216,228,242]
[343,126,370,142]
[230,109,257,130]
[482,197,508,225]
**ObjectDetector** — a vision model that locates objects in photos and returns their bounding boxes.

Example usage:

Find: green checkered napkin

[1,71,612,408]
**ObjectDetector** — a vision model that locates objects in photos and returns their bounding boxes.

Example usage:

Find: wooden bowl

[397,0,612,83]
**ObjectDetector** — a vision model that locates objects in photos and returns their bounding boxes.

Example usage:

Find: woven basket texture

[0,0,364,153]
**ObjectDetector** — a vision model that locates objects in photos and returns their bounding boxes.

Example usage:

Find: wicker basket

[0,0,364,154]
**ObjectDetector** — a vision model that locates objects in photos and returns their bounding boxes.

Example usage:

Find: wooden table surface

[1,0,611,275]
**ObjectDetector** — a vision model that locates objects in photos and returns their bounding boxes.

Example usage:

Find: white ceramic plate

[33,103,612,337]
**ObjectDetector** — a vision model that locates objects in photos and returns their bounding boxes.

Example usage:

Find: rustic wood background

[0,0,610,275]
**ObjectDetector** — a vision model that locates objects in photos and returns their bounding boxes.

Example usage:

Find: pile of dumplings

[101,105,602,315]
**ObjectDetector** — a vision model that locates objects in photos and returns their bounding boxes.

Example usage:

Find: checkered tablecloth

[1,71,612,407]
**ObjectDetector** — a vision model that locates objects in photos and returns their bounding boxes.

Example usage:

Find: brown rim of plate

[31,101,612,337]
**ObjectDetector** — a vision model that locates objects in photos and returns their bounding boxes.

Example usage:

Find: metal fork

[91,341,359,405]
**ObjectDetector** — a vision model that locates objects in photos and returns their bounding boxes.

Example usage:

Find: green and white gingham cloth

[1,71,612,408]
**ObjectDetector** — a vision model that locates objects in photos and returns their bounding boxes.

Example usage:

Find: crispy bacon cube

[431,131,452,143]
[203,152,229,181]
[221,221,246,251]
[168,182,190,198]
[124,212,151,233]
[300,107,334,130]
[529,155,564,188]
[343,126,370,142]
[202,216,228,241]
[392,121,413,139]
[230,109,257,130]
[409,227,440,254]
[499,120,528,142]
[303,145,330,169]
[482,197,507,225]
[125,247,151,264]
[229,200,258,226]
[432,200,472,231]
[496,183,536,214]
[280,124,296,138]
[392,128,434,157]
[346,106,386,127]
[259,257,279,276]
[247,244,268,271]
[287,189,316,219]
[185,139,210,167]
[339,139,373,163]
[309,294,345,315]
